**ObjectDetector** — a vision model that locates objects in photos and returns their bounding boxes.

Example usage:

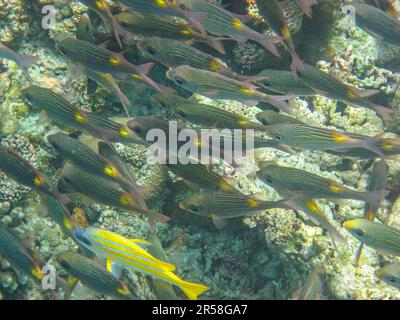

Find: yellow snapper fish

[72,227,209,300]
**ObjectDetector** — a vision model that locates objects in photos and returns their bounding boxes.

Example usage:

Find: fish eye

[265,177,274,184]
[177,111,187,118]
[389,277,398,283]
[355,229,365,238]
[59,259,71,269]
[174,77,186,86]
[146,46,158,56]
[274,135,283,141]
[188,205,199,213]
[180,4,186,10]
[132,126,143,135]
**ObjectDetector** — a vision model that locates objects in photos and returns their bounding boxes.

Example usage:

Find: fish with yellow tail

[344,219,400,256]
[72,227,209,300]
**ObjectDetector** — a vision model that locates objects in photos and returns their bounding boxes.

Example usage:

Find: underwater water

[0,0,400,301]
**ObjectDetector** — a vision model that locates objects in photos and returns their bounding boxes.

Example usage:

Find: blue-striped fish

[72,227,209,300]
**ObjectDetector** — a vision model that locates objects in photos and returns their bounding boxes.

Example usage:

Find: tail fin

[114,84,131,117]
[136,62,154,75]
[206,38,226,55]
[363,135,387,158]
[370,103,393,121]
[290,52,305,78]
[296,0,318,18]
[329,225,347,246]
[146,210,170,224]
[180,280,209,300]
[363,190,389,209]
[255,35,282,58]
[111,16,124,49]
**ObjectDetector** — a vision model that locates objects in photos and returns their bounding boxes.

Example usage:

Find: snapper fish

[56,38,164,93]
[166,65,293,113]
[57,251,134,300]
[344,219,400,257]
[72,227,209,300]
